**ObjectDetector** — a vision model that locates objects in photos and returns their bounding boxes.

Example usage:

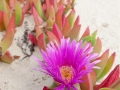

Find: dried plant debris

[17,28,35,57]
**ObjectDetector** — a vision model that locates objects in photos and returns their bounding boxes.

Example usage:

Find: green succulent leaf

[99,88,115,90]
[15,0,23,26]
[0,14,15,54]
[97,52,116,81]
[66,9,75,29]
[82,30,97,46]
[94,49,109,80]
[33,0,45,20]
[110,78,120,89]
[0,0,7,11]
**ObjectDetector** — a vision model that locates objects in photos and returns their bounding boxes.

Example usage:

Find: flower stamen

[60,66,73,83]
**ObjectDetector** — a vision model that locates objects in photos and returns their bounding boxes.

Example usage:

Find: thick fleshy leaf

[38,33,46,51]
[0,51,13,64]
[36,26,43,39]
[45,0,51,18]
[64,4,72,14]
[99,88,115,90]
[90,71,97,86]
[62,19,71,37]
[69,25,81,41]
[3,11,10,29]
[74,16,80,26]
[9,0,15,8]
[66,9,75,28]
[46,5,55,28]
[32,6,43,26]
[55,5,64,30]
[22,0,30,14]
[95,65,120,90]
[0,0,7,11]
[82,30,97,46]
[0,11,5,31]
[47,31,59,44]
[52,23,63,41]
[32,0,45,20]
[97,52,116,81]
[81,26,90,39]
[15,0,23,26]
[28,33,38,45]
[93,37,102,54]
[94,49,109,79]
[80,73,93,90]
[0,14,15,54]
[110,78,120,89]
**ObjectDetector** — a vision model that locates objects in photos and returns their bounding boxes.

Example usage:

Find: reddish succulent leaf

[38,33,46,51]
[97,52,116,80]
[32,0,45,20]
[0,51,13,63]
[32,6,43,26]
[110,78,120,89]
[81,26,90,39]
[22,0,30,14]
[43,86,51,90]
[80,73,93,90]
[0,11,5,31]
[93,37,102,54]
[47,31,59,44]
[52,23,63,41]
[55,5,64,30]
[74,16,80,26]
[36,26,43,39]
[69,25,81,41]
[19,0,24,3]
[28,33,38,45]
[66,9,75,29]
[3,11,10,29]
[62,19,71,37]
[9,0,15,8]
[46,5,55,28]
[95,65,120,90]
[0,14,15,54]
[90,71,97,86]
[45,0,50,18]
[94,49,109,79]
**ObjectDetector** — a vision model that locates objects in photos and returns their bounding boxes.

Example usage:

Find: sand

[0,0,120,90]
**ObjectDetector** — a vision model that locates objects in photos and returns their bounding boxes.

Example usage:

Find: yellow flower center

[60,66,73,83]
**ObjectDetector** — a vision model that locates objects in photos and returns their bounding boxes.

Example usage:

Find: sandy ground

[0,0,120,90]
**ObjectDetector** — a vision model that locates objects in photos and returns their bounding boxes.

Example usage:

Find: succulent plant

[0,0,119,89]
[0,0,24,63]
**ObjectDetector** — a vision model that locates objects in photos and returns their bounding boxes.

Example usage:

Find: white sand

[0,0,120,90]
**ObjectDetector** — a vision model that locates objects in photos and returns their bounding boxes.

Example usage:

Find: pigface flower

[33,37,100,90]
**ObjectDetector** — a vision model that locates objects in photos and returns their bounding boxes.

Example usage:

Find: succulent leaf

[0,14,15,54]
[0,51,13,63]
[66,9,75,29]
[80,73,93,90]
[52,23,63,42]
[97,52,116,81]
[38,33,46,51]
[15,0,23,26]
[94,49,109,79]
[93,37,102,54]
[69,25,81,41]
[47,31,59,44]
